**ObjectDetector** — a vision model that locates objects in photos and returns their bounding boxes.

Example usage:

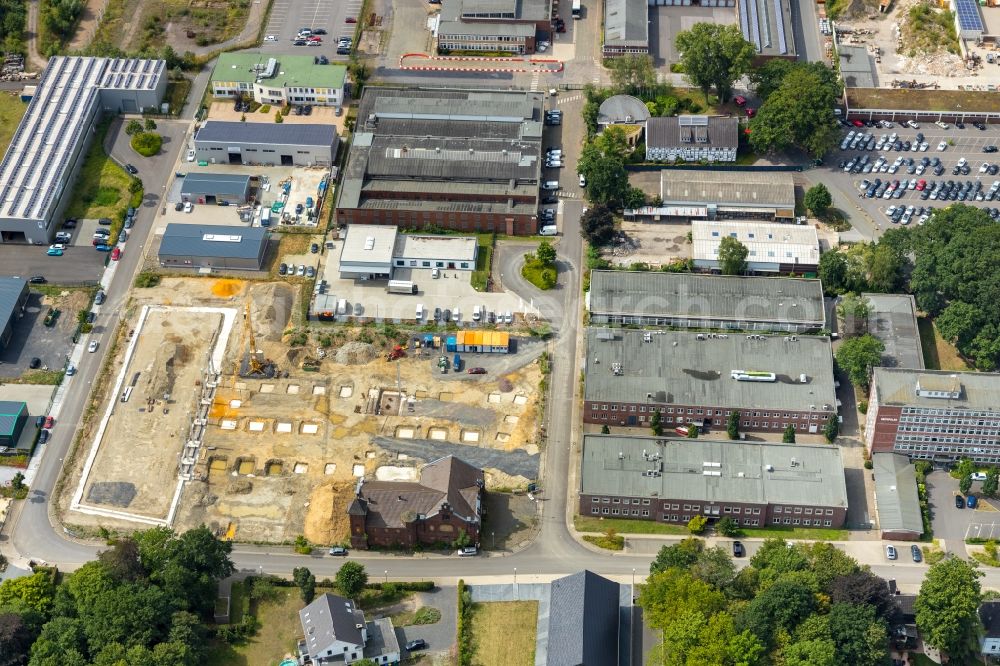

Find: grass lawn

[0,100,29,156]
[471,236,494,292]
[206,585,305,666]
[574,515,688,536]
[909,654,941,666]
[391,605,442,626]
[520,257,555,290]
[469,601,537,666]
[64,120,134,221]
[917,316,970,371]
[736,526,848,541]
[164,79,193,115]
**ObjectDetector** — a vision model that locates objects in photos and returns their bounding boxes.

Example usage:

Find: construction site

[60,277,545,545]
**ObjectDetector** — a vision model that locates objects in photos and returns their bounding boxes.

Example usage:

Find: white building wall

[647,145,737,162]
[393,255,476,270]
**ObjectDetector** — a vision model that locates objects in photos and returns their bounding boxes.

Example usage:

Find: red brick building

[865,368,1000,465]
[579,434,849,529]
[348,456,484,550]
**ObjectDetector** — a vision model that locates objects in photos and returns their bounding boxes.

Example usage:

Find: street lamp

[492,531,496,550]
[384,570,388,584]
[513,567,517,585]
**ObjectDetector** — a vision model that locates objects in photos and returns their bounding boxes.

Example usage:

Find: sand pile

[251,283,294,341]
[335,342,376,365]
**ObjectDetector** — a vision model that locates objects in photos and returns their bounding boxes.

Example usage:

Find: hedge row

[365,581,435,592]
[457,579,473,665]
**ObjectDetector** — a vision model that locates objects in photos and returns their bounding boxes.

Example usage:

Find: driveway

[392,586,457,661]
[0,292,80,378]
[104,118,191,219]
[494,242,566,330]
[927,471,976,555]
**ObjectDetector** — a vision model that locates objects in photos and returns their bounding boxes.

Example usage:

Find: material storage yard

[60,277,544,544]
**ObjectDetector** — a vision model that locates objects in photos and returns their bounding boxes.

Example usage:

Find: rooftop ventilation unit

[612,362,623,376]
[364,236,375,250]
[731,370,777,382]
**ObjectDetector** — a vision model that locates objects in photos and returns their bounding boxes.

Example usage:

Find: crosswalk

[530,70,540,92]
[558,190,579,199]
[557,94,582,105]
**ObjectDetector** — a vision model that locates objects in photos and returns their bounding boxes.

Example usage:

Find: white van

[416,304,425,320]
[539,225,558,236]
[541,181,559,190]
[472,305,481,321]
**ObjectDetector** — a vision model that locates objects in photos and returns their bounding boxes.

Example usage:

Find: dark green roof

[0,401,26,436]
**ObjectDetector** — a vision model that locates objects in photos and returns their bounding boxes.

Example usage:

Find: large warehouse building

[0,277,29,349]
[628,170,796,222]
[337,224,479,279]
[580,434,848,529]
[583,328,838,435]
[602,0,649,58]
[158,224,269,271]
[0,56,166,244]
[210,53,346,107]
[436,0,551,54]
[692,220,820,274]
[193,121,338,167]
[737,0,796,60]
[865,368,1000,465]
[336,87,545,236]
[587,271,825,332]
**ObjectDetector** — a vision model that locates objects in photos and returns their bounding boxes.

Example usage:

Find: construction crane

[239,301,275,378]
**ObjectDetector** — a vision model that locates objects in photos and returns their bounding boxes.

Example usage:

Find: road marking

[530,70,540,92]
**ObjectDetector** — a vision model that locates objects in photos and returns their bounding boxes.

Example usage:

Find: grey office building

[0,56,166,244]
[0,277,29,349]
[193,121,338,167]
[159,224,269,271]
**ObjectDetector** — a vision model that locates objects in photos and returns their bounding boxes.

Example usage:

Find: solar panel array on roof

[955,0,984,32]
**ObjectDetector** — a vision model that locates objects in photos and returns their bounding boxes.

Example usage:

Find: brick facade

[349,506,482,550]
[583,401,834,435]
[336,208,537,236]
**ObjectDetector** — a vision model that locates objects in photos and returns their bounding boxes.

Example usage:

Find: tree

[650,537,704,574]
[960,474,973,496]
[274,110,283,124]
[600,424,610,434]
[783,639,837,666]
[866,242,905,293]
[649,409,662,436]
[582,155,629,207]
[691,546,738,590]
[837,292,871,338]
[716,516,739,537]
[750,58,797,100]
[748,64,842,158]
[129,132,162,157]
[686,425,698,439]
[675,23,755,103]
[835,333,885,391]
[97,539,146,582]
[605,55,657,96]
[804,183,832,217]
[132,525,234,615]
[818,251,849,294]
[956,458,975,481]
[143,118,157,131]
[827,602,888,666]
[823,414,839,443]
[594,125,633,160]
[27,616,88,666]
[128,178,143,194]
[740,577,817,643]
[639,568,727,631]
[535,240,556,265]
[727,410,740,440]
[580,204,615,246]
[687,515,708,534]
[718,236,748,275]
[782,424,796,443]
[915,557,983,659]
[335,562,368,598]
[0,572,55,614]
[10,472,24,493]
[293,567,316,603]
[0,612,33,666]
[936,301,984,349]
[124,119,143,136]
[830,570,899,623]
[984,468,999,498]
[749,538,809,583]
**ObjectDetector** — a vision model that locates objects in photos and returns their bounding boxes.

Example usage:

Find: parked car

[110,247,121,261]
[972,472,988,481]
[732,541,745,557]
[43,416,55,429]
[278,263,287,275]
[885,545,897,560]
[88,340,99,353]
[405,639,427,651]
[467,367,487,375]
[968,495,978,509]
[328,546,348,556]
[38,430,50,444]
[46,247,63,256]
[125,164,138,175]
[956,494,965,508]
[184,202,193,213]
[62,218,77,228]
[29,275,46,284]
[457,546,478,556]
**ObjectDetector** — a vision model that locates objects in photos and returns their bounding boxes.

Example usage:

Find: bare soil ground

[603,221,690,268]
[80,309,224,519]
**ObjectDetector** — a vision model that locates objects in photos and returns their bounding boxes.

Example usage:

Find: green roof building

[211,53,346,107]
[0,401,28,448]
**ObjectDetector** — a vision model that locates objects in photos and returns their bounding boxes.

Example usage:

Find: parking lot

[259,0,364,62]
[824,122,1000,229]
[0,289,88,379]
[647,6,736,67]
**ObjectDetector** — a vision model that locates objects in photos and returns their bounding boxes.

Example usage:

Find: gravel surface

[373,436,540,478]
[86,481,137,507]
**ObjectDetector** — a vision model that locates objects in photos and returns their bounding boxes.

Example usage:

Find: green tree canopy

[606,55,657,96]
[718,236,748,275]
[675,23,755,103]
[782,424,796,443]
[835,333,884,391]
[915,557,983,659]
[336,562,368,598]
[727,410,740,440]
[580,204,615,246]
[837,292,871,338]
[804,183,832,217]
[650,537,704,574]
[535,240,556,265]
[818,251,849,294]
[748,63,842,157]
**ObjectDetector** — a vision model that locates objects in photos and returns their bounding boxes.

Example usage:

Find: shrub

[365,581,436,592]
[293,535,312,555]
[864,459,874,470]
[858,399,868,414]
[457,580,473,666]
[687,515,708,534]
[134,272,161,288]
[259,104,271,113]
[130,131,162,157]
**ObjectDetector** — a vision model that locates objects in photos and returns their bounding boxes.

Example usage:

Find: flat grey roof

[838,45,878,89]
[604,0,649,47]
[738,0,796,57]
[864,293,924,371]
[0,277,26,326]
[364,618,400,660]
[584,328,838,413]
[340,224,397,265]
[581,434,848,508]
[438,19,536,37]
[646,116,739,151]
[873,452,923,535]
[692,220,819,267]
[393,234,478,262]
[873,368,1000,411]
[588,271,825,327]
[180,173,251,197]
[195,121,337,147]
[159,224,268,259]
[660,170,795,209]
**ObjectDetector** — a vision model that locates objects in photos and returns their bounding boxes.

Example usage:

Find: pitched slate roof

[547,571,620,666]
[299,593,366,658]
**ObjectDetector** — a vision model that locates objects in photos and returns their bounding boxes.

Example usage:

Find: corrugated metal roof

[0,401,25,436]
[581,434,849,508]
[180,173,251,197]
[0,277,27,327]
[873,452,923,535]
[660,169,795,209]
[195,121,337,147]
[597,95,650,125]
[589,271,825,327]
[158,224,268,260]
[604,0,649,47]
[863,293,923,371]
[584,328,838,413]
[692,220,819,265]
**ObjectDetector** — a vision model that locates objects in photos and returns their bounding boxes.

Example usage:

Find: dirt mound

[335,342,377,365]
[304,481,354,544]
[251,283,294,341]
[226,479,253,495]
[211,279,244,298]
[833,0,882,19]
